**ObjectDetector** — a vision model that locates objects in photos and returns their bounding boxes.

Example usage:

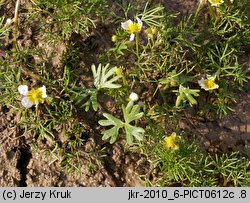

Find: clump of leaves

[0,16,10,41]
[174,85,200,107]
[70,63,121,111]
[151,135,250,186]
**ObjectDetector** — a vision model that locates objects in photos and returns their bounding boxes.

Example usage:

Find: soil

[0,0,249,187]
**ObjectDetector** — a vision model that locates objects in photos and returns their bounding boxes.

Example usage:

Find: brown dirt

[180,81,250,153]
[200,83,250,153]
[0,0,249,187]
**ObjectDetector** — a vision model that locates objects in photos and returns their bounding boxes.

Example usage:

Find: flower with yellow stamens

[115,67,123,77]
[198,75,219,91]
[111,35,117,42]
[145,27,157,39]
[208,0,224,6]
[18,85,47,108]
[121,17,142,41]
[163,132,181,150]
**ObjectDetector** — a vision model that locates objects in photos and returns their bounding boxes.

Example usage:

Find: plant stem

[207,2,218,21]
[13,0,21,53]
[135,32,139,58]
[192,0,203,28]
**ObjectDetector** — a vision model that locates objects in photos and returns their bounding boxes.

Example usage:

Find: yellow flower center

[163,133,180,150]
[204,78,217,89]
[127,22,141,34]
[210,0,223,4]
[27,88,44,105]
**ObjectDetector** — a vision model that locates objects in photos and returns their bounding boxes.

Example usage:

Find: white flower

[121,17,142,41]
[198,75,219,91]
[18,85,47,108]
[208,0,224,6]
[129,92,139,102]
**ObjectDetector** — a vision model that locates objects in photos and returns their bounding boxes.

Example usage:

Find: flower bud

[129,92,139,101]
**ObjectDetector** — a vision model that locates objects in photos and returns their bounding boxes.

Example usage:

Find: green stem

[151,37,155,47]
[207,2,217,21]
[159,88,167,106]
[191,0,202,28]
[121,75,129,95]
[135,32,139,58]
[35,105,39,117]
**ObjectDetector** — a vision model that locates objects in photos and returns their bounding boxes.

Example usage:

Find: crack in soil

[103,157,125,187]
[16,146,32,187]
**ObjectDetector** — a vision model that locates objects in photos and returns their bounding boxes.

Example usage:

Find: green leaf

[174,85,200,107]
[125,127,134,145]
[99,102,144,144]
[125,124,144,144]
[91,63,121,90]
[102,113,124,126]
[98,119,114,126]
[102,126,119,144]
[90,92,98,111]
[123,103,143,124]
[131,126,144,141]
[70,88,99,111]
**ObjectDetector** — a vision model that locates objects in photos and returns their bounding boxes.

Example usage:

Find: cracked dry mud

[0,0,250,186]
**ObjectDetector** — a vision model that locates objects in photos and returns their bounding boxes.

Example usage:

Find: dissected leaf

[101,126,120,144]
[99,102,144,144]
[123,103,143,124]
[91,63,121,90]
[125,124,144,145]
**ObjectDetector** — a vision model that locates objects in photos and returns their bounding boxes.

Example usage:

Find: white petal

[18,85,28,96]
[21,97,33,108]
[39,85,47,98]
[129,33,135,41]
[136,17,142,28]
[206,74,216,80]
[198,78,206,89]
[214,84,219,89]
[198,78,204,85]
[121,20,132,30]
